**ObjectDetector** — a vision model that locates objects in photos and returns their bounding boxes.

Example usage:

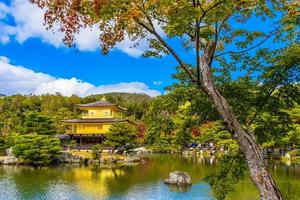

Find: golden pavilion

[62,98,128,148]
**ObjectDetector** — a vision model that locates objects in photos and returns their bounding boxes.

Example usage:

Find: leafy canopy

[30,0,298,63]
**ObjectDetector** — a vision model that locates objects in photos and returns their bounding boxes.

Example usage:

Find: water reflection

[0,154,299,200]
[167,184,192,193]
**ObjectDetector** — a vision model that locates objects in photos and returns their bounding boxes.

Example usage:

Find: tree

[22,111,56,135]
[0,136,6,154]
[30,0,299,199]
[197,121,232,144]
[281,105,300,148]
[173,102,194,147]
[105,122,137,151]
[175,120,192,147]
[144,96,176,145]
[205,150,246,200]
[144,121,163,145]
[12,134,61,165]
[91,144,102,162]
[281,124,300,148]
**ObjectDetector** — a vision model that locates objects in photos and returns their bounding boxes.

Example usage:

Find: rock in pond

[164,171,192,186]
[2,157,19,165]
[124,156,141,163]
[132,147,152,154]
[58,152,84,163]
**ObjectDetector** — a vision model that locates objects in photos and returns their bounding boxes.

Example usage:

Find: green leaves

[12,134,61,165]
[143,38,169,58]
[105,122,138,150]
[0,137,6,154]
[22,111,56,135]
[91,144,102,160]
[204,150,247,200]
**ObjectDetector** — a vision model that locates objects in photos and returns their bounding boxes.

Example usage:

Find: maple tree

[29,0,299,199]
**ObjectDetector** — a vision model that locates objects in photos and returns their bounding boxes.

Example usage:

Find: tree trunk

[198,43,283,200]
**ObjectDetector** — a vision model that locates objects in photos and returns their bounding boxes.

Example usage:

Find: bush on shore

[12,134,61,165]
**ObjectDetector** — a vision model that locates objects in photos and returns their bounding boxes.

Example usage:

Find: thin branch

[193,1,203,85]
[136,3,201,85]
[218,13,232,33]
[134,18,198,84]
[194,0,228,68]
[209,13,232,65]
[205,0,227,13]
[150,15,168,24]
[192,0,196,7]
[197,0,228,14]
[198,1,205,12]
[186,32,195,41]
[247,72,284,126]
[209,21,219,66]
[135,0,228,88]
[214,27,281,58]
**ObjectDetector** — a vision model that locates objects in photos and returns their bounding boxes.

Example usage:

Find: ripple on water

[106,182,213,200]
[0,176,21,200]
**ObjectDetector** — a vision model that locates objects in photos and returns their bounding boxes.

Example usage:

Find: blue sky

[1,37,177,95]
[0,0,283,97]
[0,0,180,97]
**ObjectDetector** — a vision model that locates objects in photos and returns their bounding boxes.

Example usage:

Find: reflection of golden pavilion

[72,167,125,198]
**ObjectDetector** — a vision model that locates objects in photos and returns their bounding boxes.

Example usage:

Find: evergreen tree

[0,137,6,153]
[22,111,56,135]
[175,120,192,147]
[105,123,138,151]
[91,144,102,162]
[12,134,61,165]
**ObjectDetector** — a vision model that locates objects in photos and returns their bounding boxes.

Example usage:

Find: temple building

[61,98,128,149]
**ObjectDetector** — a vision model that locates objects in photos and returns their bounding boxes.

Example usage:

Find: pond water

[0,154,299,200]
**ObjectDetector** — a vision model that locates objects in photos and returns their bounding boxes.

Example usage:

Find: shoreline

[1,149,299,167]
[0,151,142,166]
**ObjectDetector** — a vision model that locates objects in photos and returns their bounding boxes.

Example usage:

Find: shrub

[105,122,138,151]
[0,137,6,154]
[13,134,61,165]
[91,144,102,161]
[288,149,300,157]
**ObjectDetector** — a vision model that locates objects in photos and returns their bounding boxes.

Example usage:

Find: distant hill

[83,92,152,104]
[83,93,154,119]
[0,94,5,97]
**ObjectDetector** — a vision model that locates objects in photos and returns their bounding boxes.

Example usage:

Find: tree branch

[198,1,205,12]
[246,72,284,126]
[205,0,227,13]
[134,18,198,84]
[208,22,219,66]
[194,0,228,68]
[209,13,232,65]
[214,27,281,58]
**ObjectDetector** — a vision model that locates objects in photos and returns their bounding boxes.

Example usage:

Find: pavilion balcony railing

[81,113,124,119]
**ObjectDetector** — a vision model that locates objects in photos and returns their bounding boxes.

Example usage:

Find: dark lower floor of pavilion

[57,134,109,150]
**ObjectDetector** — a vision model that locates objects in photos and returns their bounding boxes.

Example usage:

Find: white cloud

[0,0,166,57]
[0,2,9,20]
[75,25,100,51]
[7,0,65,47]
[0,56,161,97]
[116,37,146,58]
[0,2,11,44]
